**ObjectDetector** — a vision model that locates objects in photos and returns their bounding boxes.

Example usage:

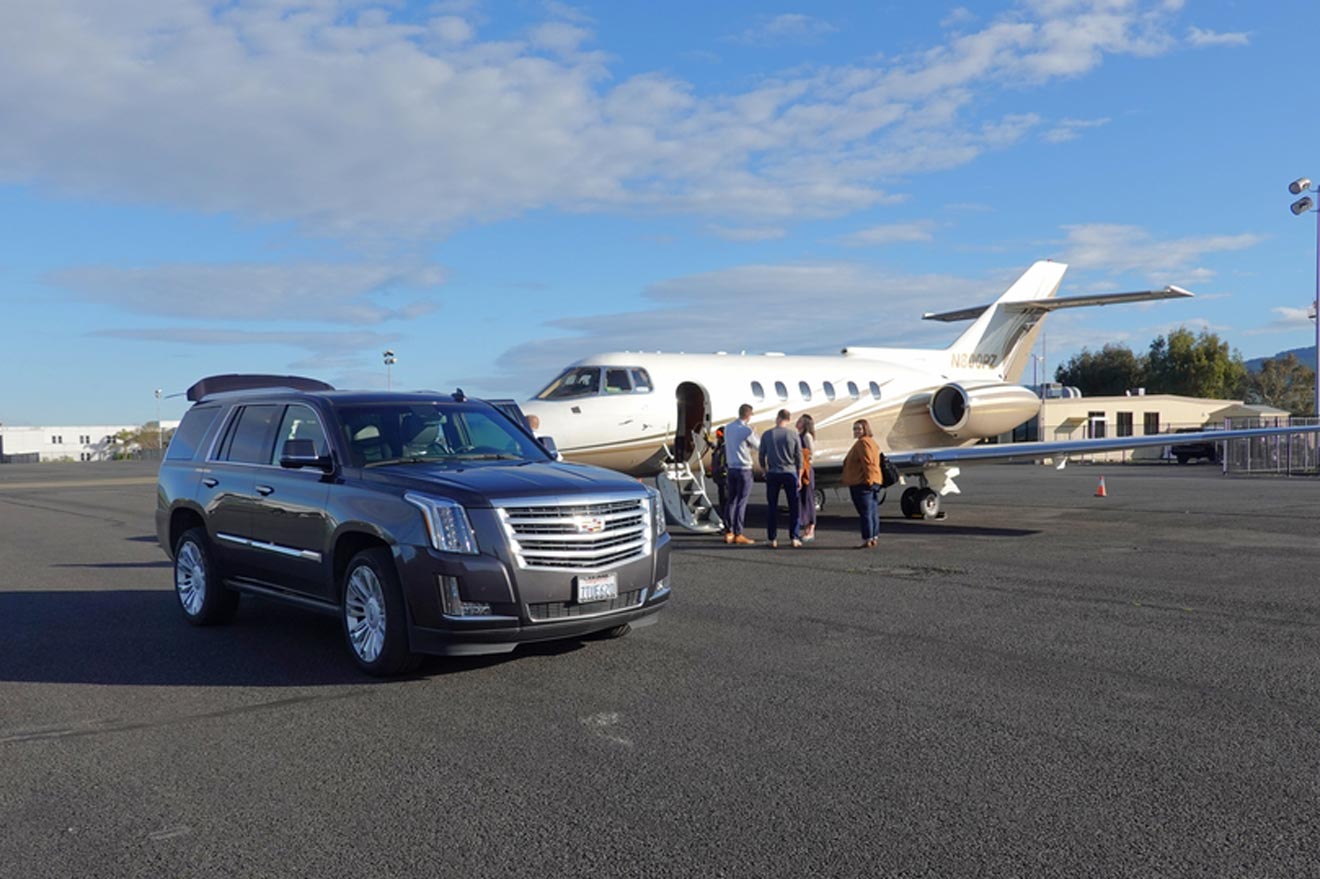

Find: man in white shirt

[722,403,759,545]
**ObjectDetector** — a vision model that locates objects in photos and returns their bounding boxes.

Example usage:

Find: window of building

[774,381,788,401]
[1116,411,1133,437]
[751,381,765,402]
[799,381,812,401]
[847,381,860,400]
[823,382,836,401]
[869,381,881,400]
[1143,412,1160,435]
[1087,411,1107,439]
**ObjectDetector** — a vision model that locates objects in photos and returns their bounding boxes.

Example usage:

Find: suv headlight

[646,486,667,535]
[405,492,478,554]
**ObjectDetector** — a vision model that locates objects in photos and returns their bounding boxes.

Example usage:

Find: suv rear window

[166,405,221,461]
[218,405,282,464]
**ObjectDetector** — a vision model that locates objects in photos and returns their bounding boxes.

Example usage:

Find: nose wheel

[900,486,941,519]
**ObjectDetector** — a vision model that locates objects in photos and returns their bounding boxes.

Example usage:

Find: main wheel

[813,488,826,513]
[900,486,920,518]
[173,527,239,626]
[916,488,941,519]
[341,548,420,676]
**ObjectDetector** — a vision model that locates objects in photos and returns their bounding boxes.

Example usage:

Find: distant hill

[1245,346,1316,373]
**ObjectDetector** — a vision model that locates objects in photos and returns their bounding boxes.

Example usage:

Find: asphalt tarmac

[3,460,1320,878]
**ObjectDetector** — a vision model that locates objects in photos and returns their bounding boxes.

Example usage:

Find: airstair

[655,444,724,533]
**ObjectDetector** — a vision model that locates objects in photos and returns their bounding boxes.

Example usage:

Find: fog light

[439,576,463,616]
[652,576,671,598]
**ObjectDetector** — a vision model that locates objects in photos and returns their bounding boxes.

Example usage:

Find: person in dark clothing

[758,409,803,548]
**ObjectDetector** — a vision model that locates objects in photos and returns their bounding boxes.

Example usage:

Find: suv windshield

[335,401,549,468]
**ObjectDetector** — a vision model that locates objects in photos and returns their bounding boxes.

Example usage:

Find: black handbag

[880,455,900,488]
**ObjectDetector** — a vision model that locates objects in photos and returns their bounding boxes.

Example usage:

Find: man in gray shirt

[758,408,803,548]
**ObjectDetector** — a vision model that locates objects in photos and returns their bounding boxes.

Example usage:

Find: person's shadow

[0,589,581,687]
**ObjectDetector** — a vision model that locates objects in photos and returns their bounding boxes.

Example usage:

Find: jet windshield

[536,367,601,399]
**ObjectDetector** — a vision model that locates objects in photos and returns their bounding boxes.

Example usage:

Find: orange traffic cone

[1095,476,1107,498]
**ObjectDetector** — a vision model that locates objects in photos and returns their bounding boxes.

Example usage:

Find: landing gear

[901,486,941,519]
[813,488,826,513]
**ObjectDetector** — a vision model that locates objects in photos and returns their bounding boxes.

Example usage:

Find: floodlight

[1291,196,1314,216]
[1289,177,1312,195]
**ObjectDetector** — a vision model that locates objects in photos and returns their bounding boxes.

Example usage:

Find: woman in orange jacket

[841,419,882,548]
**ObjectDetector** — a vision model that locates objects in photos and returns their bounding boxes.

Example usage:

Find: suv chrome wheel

[345,564,387,664]
[176,539,207,616]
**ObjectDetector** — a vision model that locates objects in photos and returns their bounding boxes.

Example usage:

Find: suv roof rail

[185,373,335,402]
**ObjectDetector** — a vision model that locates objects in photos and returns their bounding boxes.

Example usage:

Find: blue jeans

[765,472,800,542]
[726,468,752,535]
[849,484,880,542]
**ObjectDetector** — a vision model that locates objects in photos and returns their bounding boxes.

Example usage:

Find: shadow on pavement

[0,589,579,687]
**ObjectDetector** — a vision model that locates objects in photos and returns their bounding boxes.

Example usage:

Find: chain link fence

[1219,417,1320,476]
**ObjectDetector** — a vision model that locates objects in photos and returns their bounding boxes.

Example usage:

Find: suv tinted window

[165,405,220,461]
[271,404,328,463]
[220,405,282,464]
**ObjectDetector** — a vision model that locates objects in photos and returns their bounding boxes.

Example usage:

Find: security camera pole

[383,349,397,391]
[154,388,163,449]
[1288,177,1319,417]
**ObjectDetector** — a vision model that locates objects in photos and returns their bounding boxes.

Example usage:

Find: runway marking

[148,825,193,842]
[0,477,157,492]
[581,712,633,748]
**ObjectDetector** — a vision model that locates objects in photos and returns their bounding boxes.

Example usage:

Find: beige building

[1009,391,1289,463]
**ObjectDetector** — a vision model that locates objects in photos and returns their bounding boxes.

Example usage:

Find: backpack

[880,454,900,488]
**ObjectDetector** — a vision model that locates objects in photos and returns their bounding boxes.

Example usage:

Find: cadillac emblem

[575,517,606,534]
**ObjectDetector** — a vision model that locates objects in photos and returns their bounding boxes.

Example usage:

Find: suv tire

[173,527,240,626]
[341,548,420,677]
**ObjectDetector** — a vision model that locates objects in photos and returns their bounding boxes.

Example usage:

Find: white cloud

[0,1,1194,241]
[1043,116,1110,143]
[1187,26,1249,48]
[731,14,838,46]
[1059,224,1263,282]
[46,263,445,323]
[1245,306,1316,336]
[837,221,936,247]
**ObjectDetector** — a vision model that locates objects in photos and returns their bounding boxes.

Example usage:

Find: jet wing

[877,424,1312,471]
[922,286,1192,322]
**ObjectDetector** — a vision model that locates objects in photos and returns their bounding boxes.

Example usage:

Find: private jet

[520,261,1313,529]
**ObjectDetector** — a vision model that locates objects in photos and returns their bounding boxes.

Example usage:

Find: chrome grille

[496,495,652,572]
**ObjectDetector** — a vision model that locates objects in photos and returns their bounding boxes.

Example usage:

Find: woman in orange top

[841,419,882,548]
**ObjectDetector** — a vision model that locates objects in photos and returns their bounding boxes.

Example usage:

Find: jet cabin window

[774,381,788,402]
[751,381,765,402]
[823,382,836,401]
[799,381,812,402]
[536,367,601,400]
[847,381,860,400]
[869,381,882,400]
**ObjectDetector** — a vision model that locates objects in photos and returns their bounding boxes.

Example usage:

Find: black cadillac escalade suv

[156,374,671,675]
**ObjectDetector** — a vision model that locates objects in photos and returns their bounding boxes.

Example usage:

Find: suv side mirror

[280,438,334,471]
[537,436,560,459]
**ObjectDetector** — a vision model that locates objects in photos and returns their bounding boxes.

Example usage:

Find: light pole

[154,388,163,449]
[1288,177,1319,416]
[383,349,397,390]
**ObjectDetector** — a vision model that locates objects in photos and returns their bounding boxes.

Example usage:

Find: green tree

[1145,327,1247,399]
[1053,343,1147,396]
[1243,353,1316,415]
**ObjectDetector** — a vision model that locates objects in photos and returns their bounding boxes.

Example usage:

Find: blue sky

[2,0,1319,426]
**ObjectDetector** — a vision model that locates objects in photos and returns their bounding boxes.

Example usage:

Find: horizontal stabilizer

[923,285,1192,323]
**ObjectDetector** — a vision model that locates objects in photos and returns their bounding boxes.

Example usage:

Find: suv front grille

[495,496,652,572]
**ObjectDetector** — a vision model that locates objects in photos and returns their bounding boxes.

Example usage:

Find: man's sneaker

[733,534,756,545]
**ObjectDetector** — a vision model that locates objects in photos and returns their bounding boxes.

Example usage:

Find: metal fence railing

[1220,417,1320,476]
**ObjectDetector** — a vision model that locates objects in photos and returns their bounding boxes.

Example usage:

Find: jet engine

[928,382,1041,439]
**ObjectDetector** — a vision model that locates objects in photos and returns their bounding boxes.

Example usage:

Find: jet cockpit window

[774,381,788,401]
[847,381,860,400]
[604,368,632,393]
[751,381,765,402]
[799,381,812,401]
[823,381,836,401]
[629,369,653,393]
[869,381,881,400]
[536,367,601,399]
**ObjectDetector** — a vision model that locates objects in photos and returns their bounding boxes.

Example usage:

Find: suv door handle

[255,484,275,496]
[202,477,219,488]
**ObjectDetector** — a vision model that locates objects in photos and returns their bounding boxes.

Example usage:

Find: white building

[0,422,180,463]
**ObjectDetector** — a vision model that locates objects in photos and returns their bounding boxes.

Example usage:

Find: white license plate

[576,573,618,604]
